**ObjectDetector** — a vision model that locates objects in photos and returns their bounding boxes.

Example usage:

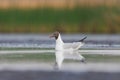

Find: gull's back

[63,42,84,50]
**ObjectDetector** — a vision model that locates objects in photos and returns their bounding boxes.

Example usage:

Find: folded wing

[63,42,84,50]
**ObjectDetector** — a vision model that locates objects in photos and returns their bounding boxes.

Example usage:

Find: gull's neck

[55,34,64,50]
[56,34,63,44]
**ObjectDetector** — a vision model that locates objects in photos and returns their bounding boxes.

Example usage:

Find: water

[0,34,120,80]
[0,34,120,49]
[0,70,120,80]
[0,63,120,80]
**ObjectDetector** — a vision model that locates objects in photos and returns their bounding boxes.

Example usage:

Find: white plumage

[50,31,86,69]
[50,31,86,51]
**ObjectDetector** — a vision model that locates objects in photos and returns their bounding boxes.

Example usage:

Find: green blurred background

[0,0,120,33]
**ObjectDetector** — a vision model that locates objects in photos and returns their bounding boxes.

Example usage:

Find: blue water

[0,34,120,49]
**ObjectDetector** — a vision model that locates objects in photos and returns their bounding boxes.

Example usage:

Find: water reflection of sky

[0,34,120,49]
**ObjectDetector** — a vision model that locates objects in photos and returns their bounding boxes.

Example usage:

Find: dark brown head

[49,31,59,40]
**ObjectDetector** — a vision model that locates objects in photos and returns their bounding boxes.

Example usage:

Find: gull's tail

[79,36,87,42]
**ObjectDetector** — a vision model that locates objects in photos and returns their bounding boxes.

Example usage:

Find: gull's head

[49,31,59,40]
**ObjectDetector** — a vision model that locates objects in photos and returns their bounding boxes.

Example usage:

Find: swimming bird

[50,31,87,51]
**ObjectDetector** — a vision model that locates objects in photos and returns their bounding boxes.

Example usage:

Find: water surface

[0,34,120,80]
[0,34,120,49]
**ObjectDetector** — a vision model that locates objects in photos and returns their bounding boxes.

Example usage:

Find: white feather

[55,33,84,51]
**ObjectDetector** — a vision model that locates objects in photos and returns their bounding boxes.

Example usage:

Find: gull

[50,31,87,51]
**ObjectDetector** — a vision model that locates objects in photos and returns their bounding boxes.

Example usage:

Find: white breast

[55,34,64,51]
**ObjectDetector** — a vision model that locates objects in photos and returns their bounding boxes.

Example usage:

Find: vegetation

[0,6,120,33]
[0,0,119,9]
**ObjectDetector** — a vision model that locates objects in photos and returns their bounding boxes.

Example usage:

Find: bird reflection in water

[54,50,86,70]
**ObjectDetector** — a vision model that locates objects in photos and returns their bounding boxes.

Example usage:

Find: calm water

[0,34,120,49]
[0,70,120,80]
[0,34,120,80]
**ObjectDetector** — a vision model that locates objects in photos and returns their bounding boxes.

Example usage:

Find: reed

[0,7,120,33]
[0,0,120,9]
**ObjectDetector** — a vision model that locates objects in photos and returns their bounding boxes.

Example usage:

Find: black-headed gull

[50,31,87,51]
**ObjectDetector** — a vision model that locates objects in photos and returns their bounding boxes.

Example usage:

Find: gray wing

[63,42,84,50]
[63,36,86,50]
